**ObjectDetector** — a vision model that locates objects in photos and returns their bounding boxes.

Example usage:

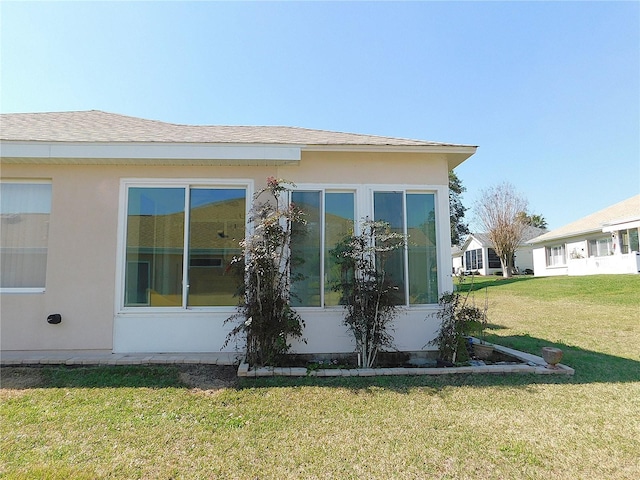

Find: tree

[516,211,548,229]
[449,171,470,246]
[474,182,529,278]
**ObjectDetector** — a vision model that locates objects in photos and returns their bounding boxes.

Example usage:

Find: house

[455,227,546,276]
[529,195,640,276]
[0,110,477,361]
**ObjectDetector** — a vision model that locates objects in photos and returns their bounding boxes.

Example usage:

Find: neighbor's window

[0,181,52,291]
[290,188,439,306]
[588,237,613,257]
[487,248,502,268]
[546,245,566,267]
[620,228,640,254]
[465,248,484,271]
[124,185,246,307]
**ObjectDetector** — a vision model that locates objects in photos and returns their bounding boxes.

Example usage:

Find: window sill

[0,288,46,294]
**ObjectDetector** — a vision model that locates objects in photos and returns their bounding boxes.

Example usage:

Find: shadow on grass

[2,336,638,392]
[455,275,540,293]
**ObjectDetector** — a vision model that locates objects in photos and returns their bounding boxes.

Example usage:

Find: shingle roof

[0,110,471,147]
[529,195,640,244]
[465,227,547,249]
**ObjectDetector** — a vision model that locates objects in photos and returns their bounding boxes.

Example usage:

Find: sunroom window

[123,185,246,308]
[290,190,355,307]
[0,181,51,291]
[290,188,439,306]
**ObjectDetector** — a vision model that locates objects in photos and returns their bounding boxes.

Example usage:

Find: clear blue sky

[1,1,638,230]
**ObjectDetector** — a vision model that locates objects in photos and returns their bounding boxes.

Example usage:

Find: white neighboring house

[455,227,546,276]
[529,195,640,276]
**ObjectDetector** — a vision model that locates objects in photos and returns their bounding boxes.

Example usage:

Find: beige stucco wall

[1,149,451,353]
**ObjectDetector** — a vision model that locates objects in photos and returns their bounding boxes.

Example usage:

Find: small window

[0,181,52,291]
[546,245,566,267]
[588,237,613,257]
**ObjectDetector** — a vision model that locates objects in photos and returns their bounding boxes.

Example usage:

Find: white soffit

[0,142,302,165]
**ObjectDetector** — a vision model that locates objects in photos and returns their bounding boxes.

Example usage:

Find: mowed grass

[1,275,639,479]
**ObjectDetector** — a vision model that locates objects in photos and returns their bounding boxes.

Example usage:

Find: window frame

[115,178,253,313]
[0,179,52,294]
[289,183,444,308]
[546,244,566,267]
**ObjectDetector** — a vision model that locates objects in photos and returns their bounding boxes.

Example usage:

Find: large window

[546,245,566,267]
[123,184,246,308]
[290,188,439,306]
[0,181,51,291]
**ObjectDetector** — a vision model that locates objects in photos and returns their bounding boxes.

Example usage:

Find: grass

[2,274,639,479]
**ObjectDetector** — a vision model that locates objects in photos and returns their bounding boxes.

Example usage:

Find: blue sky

[1,1,638,230]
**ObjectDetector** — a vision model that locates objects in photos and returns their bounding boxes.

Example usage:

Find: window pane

[324,192,355,306]
[291,191,322,306]
[407,193,438,304]
[0,183,51,288]
[125,188,185,307]
[188,189,245,306]
[488,248,501,268]
[374,192,405,304]
[630,228,639,252]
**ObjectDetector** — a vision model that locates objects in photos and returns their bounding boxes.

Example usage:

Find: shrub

[224,177,306,367]
[331,220,405,368]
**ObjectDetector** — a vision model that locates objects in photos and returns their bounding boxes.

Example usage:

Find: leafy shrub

[224,177,306,367]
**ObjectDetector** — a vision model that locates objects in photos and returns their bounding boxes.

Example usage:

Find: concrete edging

[237,341,575,378]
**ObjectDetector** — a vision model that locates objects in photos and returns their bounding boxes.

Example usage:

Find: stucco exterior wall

[1,150,452,356]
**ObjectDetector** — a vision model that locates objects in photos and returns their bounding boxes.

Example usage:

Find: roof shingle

[0,110,472,147]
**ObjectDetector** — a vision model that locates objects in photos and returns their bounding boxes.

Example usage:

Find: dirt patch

[0,365,239,392]
[0,367,46,389]
[177,364,238,392]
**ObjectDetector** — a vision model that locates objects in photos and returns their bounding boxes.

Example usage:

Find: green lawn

[2,275,639,479]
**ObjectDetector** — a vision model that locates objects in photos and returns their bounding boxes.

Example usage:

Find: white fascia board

[303,144,477,154]
[0,141,301,164]
[602,218,640,232]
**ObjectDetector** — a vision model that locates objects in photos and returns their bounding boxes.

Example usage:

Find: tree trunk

[501,257,512,278]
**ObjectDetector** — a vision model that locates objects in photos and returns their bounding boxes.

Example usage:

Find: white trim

[603,220,640,232]
[1,142,301,165]
[0,288,46,294]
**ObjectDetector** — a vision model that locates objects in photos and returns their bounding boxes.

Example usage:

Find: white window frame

[0,179,52,294]
[290,183,447,308]
[115,178,253,313]
[546,244,566,267]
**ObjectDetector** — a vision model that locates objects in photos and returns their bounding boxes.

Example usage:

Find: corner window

[290,187,439,306]
[0,181,51,292]
[123,184,246,308]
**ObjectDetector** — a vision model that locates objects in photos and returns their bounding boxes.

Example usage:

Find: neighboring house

[456,227,546,276]
[0,110,477,360]
[529,195,640,276]
[451,245,463,274]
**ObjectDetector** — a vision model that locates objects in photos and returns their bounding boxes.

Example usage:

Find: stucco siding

[1,152,453,355]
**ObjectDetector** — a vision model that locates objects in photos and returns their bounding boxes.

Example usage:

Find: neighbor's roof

[0,110,473,148]
[529,195,640,244]
[462,227,547,250]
